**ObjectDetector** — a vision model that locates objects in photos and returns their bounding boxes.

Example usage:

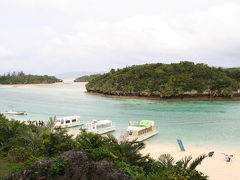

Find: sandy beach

[141,143,240,180]
[67,128,240,180]
[0,82,69,87]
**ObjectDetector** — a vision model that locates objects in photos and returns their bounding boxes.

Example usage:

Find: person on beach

[225,155,231,162]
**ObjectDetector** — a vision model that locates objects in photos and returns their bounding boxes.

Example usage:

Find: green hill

[74,74,100,82]
[86,62,240,98]
[0,71,62,84]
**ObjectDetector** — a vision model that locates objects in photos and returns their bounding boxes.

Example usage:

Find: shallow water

[0,82,240,150]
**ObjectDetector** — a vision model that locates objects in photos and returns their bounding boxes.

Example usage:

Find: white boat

[122,120,158,142]
[85,120,115,134]
[4,110,27,115]
[54,116,84,128]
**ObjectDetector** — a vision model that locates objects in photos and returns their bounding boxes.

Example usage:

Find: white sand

[67,129,240,180]
[0,82,68,87]
[12,82,68,87]
[141,143,240,180]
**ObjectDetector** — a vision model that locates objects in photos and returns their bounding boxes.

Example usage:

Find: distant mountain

[55,72,101,79]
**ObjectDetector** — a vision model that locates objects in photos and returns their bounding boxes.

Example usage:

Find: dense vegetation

[0,71,62,84]
[86,62,240,98]
[0,115,208,179]
[74,74,100,82]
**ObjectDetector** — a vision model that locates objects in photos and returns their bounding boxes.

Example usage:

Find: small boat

[122,120,158,142]
[85,120,115,134]
[54,116,84,128]
[4,110,27,115]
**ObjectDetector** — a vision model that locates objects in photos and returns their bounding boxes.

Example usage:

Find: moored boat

[122,120,158,142]
[54,116,84,128]
[4,110,27,115]
[85,120,115,134]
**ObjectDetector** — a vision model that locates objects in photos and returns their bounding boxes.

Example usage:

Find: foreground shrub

[144,168,208,180]
[49,157,69,175]
[39,129,75,156]
[7,147,31,163]
[115,161,145,180]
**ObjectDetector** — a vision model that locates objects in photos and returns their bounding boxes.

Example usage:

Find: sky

[0,0,240,75]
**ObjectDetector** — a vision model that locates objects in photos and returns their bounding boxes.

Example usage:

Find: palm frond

[178,155,192,169]
[158,154,175,169]
[46,116,57,131]
[189,154,206,170]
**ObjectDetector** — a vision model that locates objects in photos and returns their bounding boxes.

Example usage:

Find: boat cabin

[85,120,115,134]
[55,116,83,128]
[125,120,158,142]
[127,120,154,135]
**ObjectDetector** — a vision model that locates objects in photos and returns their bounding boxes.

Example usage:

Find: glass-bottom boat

[122,120,158,142]
[85,120,115,134]
[54,116,84,128]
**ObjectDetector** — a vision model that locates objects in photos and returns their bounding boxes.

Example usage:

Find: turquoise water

[0,82,240,150]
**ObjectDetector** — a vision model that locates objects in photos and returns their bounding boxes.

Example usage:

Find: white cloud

[37,2,240,67]
[0,0,240,74]
[0,47,14,56]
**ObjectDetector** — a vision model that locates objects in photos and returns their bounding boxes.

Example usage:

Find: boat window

[86,124,91,130]
[138,127,152,135]
[66,120,70,124]
[61,120,64,124]
[72,119,76,123]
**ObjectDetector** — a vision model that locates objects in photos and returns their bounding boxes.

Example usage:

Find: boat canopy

[57,116,80,120]
[92,120,112,125]
[139,120,154,127]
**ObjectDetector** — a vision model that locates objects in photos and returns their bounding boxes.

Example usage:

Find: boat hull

[126,130,159,142]
[55,123,84,129]
[5,111,27,115]
[87,127,115,135]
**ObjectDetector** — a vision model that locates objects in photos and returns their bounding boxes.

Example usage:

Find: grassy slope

[0,157,23,178]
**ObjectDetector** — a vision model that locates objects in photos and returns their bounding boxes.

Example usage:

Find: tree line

[74,74,101,82]
[86,61,240,98]
[0,71,62,84]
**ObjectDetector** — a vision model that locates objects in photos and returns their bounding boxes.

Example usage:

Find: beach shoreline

[86,91,240,101]
[68,127,240,180]
[141,143,240,180]
[0,82,69,87]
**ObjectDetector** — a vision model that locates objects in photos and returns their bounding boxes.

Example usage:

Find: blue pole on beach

[177,139,185,151]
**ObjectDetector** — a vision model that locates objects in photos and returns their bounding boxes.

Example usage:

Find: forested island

[86,62,240,99]
[74,74,100,82]
[0,72,62,84]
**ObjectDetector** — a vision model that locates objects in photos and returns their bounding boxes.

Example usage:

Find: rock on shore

[4,151,133,180]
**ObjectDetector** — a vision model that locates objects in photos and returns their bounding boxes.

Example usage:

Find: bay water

[0,82,240,150]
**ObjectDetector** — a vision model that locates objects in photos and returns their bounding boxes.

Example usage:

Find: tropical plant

[143,154,208,180]
[158,153,206,170]
[0,116,209,180]
[45,116,57,132]
[39,129,75,156]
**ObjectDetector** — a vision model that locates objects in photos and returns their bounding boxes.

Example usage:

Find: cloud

[0,0,240,74]
[0,0,70,13]
[38,2,240,67]
[0,47,14,57]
